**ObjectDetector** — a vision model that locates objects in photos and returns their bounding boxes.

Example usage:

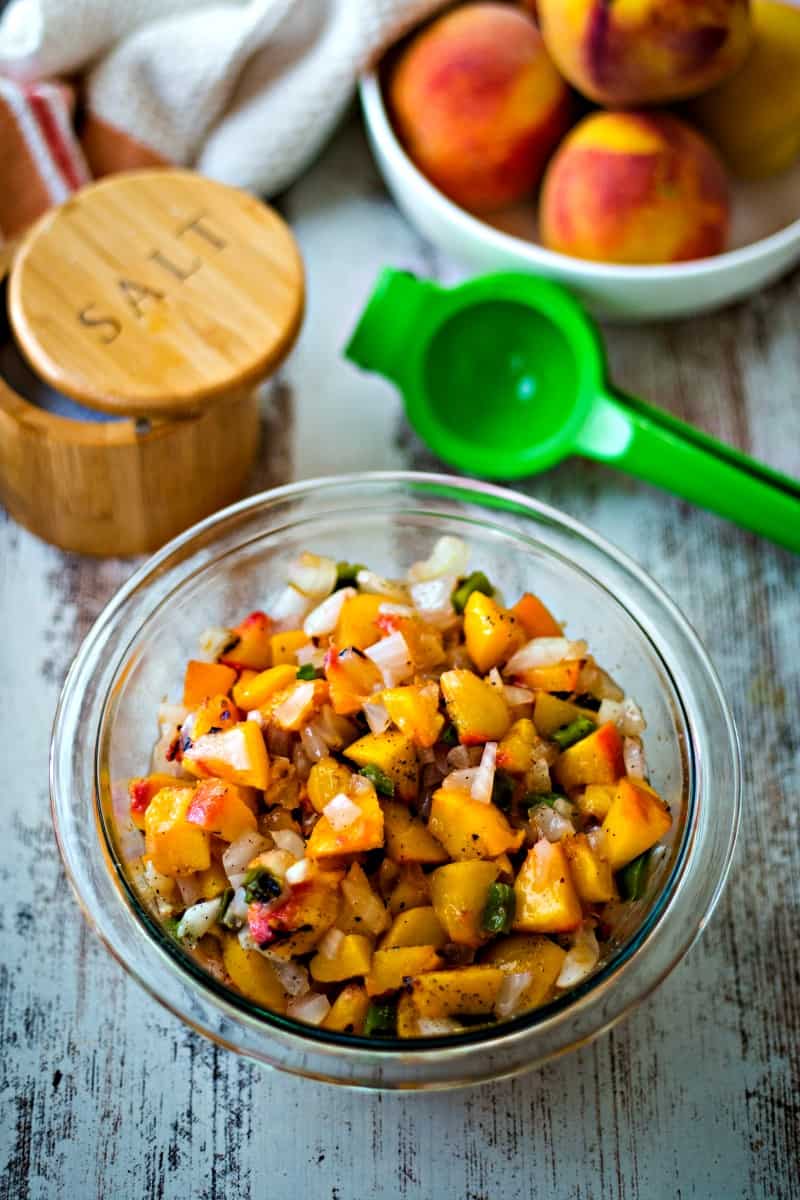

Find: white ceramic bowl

[360,71,800,321]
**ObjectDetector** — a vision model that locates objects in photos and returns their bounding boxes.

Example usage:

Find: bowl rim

[51,471,741,1081]
[360,70,800,283]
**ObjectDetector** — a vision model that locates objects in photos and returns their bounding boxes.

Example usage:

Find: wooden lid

[8,169,304,418]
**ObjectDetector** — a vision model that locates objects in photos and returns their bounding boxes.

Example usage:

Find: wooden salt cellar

[0,169,304,556]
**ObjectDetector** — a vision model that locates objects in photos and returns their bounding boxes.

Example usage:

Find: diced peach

[186,778,258,842]
[380,683,444,748]
[191,693,240,740]
[428,788,524,861]
[379,614,445,671]
[601,776,672,871]
[270,679,328,731]
[310,934,373,983]
[182,660,237,707]
[383,799,448,865]
[248,873,341,958]
[366,945,442,996]
[562,833,616,903]
[344,730,419,802]
[430,860,500,946]
[390,4,571,212]
[533,691,596,738]
[335,593,384,651]
[382,906,447,949]
[510,592,562,638]
[324,646,383,715]
[196,860,229,900]
[183,721,270,790]
[219,611,272,670]
[578,783,616,822]
[388,863,431,915]
[496,718,538,774]
[518,661,582,693]
[270,629,310,665]
[323,984,370,1034]
[222,934,286,1011]
[463,591,525,674]
[144,786,211,877]
[411,966,504,1017]
[128,773,179,831]
[307,756,353,813]
[232,663,297,711]
[440,669,511,745]
[540,111,730,266]
[481,933,566,1010]
[305,783,384,858]
[553,721,624,791]
[513,839,582,933]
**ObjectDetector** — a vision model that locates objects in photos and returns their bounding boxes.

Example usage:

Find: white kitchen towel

[0,0,448,195]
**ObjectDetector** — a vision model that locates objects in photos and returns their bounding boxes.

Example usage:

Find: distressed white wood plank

[1,113,798,1200]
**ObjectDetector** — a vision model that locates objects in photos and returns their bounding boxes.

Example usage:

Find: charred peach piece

[538,0,751,106]
[540,111,730,265]
[390,3,571,212]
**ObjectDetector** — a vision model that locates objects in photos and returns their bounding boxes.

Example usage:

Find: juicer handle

[576,390,800,554]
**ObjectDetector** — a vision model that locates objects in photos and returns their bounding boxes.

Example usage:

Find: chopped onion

[287,991,331,1026]
[323,792,362,830]
[285,858,312,886]
[506,637,587,673]
[409,577,457,619]
[578,661,624,702]
[292,742,313,782]
[157,702,189,739]
[350,773,374,799]
[363,700,390,735]
[288,552,337,598]
[270,584,315,632]
[317,927,345,959]
[378,602,415,617]
[221,886,249,929]
[238,926,259,951]
[316,704,357,748]
[504,684,534,706]
[246,709,264,727]
[553,797,575,821]
[495,972,533,1019]
[408,535,469,583]
[530,805,575,842]
[176,874,204,908]
[296,643,326,669]
[266,957,310,997]
[446,744,471,771]
[356,570,408,601]
[222,832,271,886]
[198,626,235,660]
[176,896,223,946]
[417,1017,462,1036]
[272,829,305,859]
[470,741,497,805]
[624,736,647,780]
[442,767,478,792]
[143,859,179,916]
[303,587,355,637]
[598,697,647,736]
[587,827,608,858]
[364,630,414,687]
[300,723,328,762]
[273,681,316,729]
[556,923,600,989]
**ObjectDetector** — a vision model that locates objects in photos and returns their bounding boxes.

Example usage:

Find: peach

[539,111,730,265]
[389,3,572,212]
[538,0,752,106]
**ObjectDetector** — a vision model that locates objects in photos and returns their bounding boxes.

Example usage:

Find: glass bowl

[51,472,740,1090]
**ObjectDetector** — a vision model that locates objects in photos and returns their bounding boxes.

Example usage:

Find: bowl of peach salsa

[52,474,740,1089]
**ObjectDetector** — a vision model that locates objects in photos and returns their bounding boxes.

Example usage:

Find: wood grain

[1,115,798,1200]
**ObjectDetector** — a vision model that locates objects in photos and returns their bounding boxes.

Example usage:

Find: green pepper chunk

[359,763,395,797]
[619,851,651,901]
[242,867,282,904]
[481,882,516,935]
[440,722,458,747]
[551,716,596,750]
[364,999,398,1037]
[162,916,181,940]
[335,561,365,589]
[296,663,320,681]
[451,571,494,614]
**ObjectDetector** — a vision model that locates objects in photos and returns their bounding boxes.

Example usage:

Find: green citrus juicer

[345,269,800,553]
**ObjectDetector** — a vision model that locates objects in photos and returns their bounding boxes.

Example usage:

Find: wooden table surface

[2,115,798,1200]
